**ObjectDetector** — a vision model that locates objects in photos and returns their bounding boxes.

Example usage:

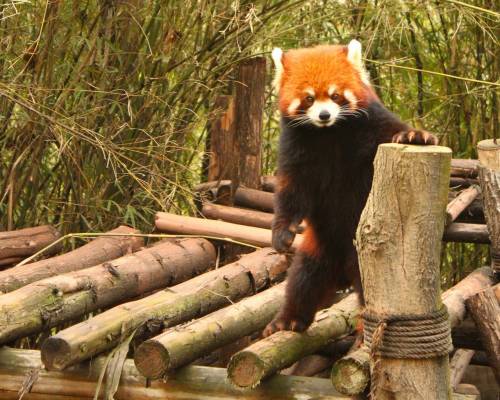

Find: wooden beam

[356,144,452,399]
[0,225,143,293]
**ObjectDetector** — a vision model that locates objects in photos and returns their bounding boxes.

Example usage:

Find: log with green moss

[135,283,285,379]
[0,238,215,345]
[0,225,143,293]
[227,293,360,388]
[41,247,288,371]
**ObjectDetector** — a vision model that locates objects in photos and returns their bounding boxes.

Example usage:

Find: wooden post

[206,95,236,183]
[465,283,500,381]
[233,57,266,191]
[356,144,452,399]
[476,139,500,275]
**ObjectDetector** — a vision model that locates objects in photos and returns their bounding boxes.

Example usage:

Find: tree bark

[446,185,481,226]
[450,159,479,179]
[356,144,452,399]
[0,348,350,400]
[41,248,287,371]
[477,139,500,275]
[331,267,495,395]
[465,284,500,381]
[0,225,143,293]
[207,95,236,183]
[450,349,475,390]
[227,293,360,388]
[0,238,216,345]
[233,57,266,191]
[0,225,62,263]
[134,283,285,379]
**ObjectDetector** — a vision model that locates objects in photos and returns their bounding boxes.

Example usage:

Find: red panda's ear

[347,39,371,86]
[271,48,285,92]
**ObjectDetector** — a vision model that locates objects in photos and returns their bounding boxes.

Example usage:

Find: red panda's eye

[305,95,314,104]
[331,93,340,101]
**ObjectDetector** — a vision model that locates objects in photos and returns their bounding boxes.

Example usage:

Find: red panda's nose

[319,111,331,121]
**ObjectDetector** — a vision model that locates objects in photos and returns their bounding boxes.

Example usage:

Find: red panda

[263,40,437,336]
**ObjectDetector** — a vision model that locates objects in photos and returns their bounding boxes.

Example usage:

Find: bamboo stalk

[41,248,288,371]
[0,238,216,345]
[0,225,62,262]
[134,283,285,379]
[0,225,143,293]
[227,293,360,388]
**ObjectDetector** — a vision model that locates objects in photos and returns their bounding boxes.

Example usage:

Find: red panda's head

[272,40,376,128]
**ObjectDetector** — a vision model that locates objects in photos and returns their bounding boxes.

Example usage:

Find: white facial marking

[287,98,301,115]
[328,85,337,96]
[306,99,340,127]
[347,39,371,86]
[343,90,358,109]
[304,87,315,96]
[271,48,284,91]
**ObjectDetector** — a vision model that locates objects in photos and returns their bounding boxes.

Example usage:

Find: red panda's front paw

[262,314,311,337]
[392,130,438,145]
[272,226,296,253]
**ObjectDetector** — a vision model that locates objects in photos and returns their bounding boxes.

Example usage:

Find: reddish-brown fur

[263,43,437,337]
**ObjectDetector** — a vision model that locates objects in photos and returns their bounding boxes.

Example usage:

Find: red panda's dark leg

[263,252,327,336]
[272,174,304,253]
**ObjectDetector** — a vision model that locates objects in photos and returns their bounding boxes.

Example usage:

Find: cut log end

[41,337,71,371]
[227,351,266,388]
[330,347,370,395]
[134,340,170,379]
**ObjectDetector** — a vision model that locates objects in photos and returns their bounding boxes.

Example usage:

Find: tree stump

[356,143,452,399]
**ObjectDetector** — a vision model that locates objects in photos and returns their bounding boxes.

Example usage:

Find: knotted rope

[363,307,453,399]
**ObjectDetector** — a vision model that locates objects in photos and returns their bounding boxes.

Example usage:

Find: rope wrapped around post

[363,307,453,359]
[364,307,453,399]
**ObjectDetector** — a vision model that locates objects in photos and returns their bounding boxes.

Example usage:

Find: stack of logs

[0,147,497,399]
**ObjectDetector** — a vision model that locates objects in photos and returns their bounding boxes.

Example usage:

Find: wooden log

[234,187,274,212]
[448,192,484,224]
[450,159,479,179]
[476,139,500,275]
[207,96,236,183]
[134,283,285,379]
[446,185,481,226]
[450,177,479,188]
[41,248,288,371]
[450,349,475,390]
[465,283,500,381]
[227,293,360,388]
[330,267,495,395]
[233,57,266,191]
[155,211,303,249]
[0,238,216,345]
[201,202,274,230]
[0,348,349,400]
[443,223,490,244]
[0,225,143,293]
[330,345,371,396]
[193,179,231,193]
[0,225,62,263]
[356,144,452,399]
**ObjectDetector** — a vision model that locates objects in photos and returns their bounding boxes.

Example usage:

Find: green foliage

[0,0,497,283]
